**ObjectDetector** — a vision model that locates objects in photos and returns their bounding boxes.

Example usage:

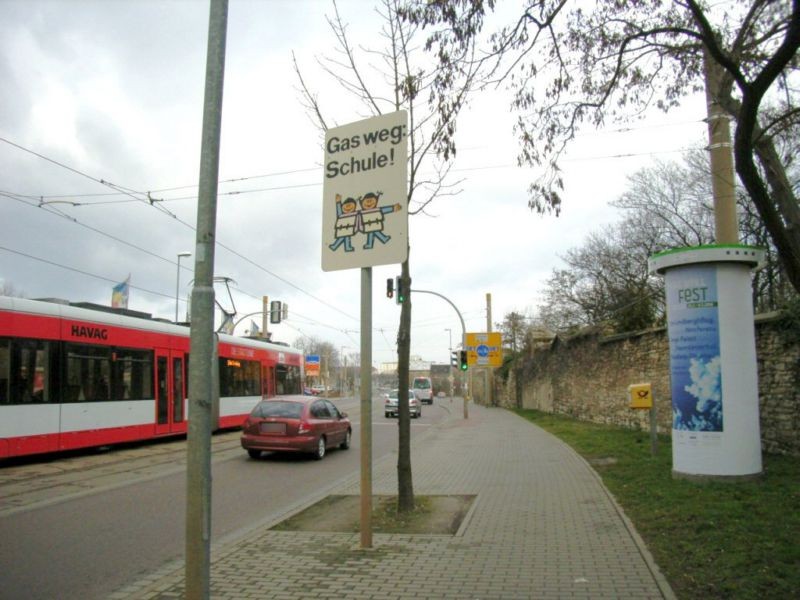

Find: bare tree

[536,222,662,334]
[497,310,529,355]
[405,1,800,293]
[294,0,478,512]
[537,148,793,332]
[0,280,24,298]
[292,336,341,390]
[614,152,716,250]
[615,148,792,311]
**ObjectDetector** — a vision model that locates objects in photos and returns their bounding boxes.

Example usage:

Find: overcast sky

[0,0,708,367]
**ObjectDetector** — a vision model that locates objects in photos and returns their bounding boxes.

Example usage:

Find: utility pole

[704,49,739,244]
[185,1,227,598]
[261,295,269,340]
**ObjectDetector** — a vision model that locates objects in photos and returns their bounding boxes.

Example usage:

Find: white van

[412,376,433,404]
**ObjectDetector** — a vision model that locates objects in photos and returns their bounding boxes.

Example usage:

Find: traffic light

[386,278,394,299]
[270,300,282,324]
[450,351,458,367]
[459,350,468,371]
[395,276,407,304]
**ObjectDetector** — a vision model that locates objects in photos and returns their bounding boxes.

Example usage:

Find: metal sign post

[629,383,657,456]
[359,267,373,548]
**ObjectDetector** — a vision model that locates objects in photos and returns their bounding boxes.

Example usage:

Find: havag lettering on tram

[0,296,304,459]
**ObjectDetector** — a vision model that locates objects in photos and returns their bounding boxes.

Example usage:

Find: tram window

[219,357,261,397]
[65,344,112,402]
[111,348,154,401]
[275,364,301,395]
[2,338,53,404]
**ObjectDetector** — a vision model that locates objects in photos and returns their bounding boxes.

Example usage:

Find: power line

[2,123,701,205]
[1,192,193,270]
[0,136,357,322]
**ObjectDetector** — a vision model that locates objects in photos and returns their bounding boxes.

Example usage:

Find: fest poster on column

[666,265,723,432]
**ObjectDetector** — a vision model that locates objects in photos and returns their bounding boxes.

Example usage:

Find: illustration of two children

[329,191,402,252]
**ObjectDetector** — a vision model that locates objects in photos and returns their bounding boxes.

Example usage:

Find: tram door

[155,349,187,434]
[264,365,275,398]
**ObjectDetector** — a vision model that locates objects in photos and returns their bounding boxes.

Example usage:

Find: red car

[241,395,351,460]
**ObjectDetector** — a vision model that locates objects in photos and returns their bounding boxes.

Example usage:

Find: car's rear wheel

[340,428,351,450]
[313,436,326,460]
[247,449,261,459]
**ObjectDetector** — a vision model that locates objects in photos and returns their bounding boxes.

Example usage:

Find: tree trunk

[396,258,414,512]
[731,80,800,296]
[737,139,800,296]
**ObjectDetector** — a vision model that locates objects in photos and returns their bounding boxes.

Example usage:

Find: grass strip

[513,408,799,600]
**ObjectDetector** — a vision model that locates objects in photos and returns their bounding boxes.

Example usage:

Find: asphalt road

[0,395,453,600]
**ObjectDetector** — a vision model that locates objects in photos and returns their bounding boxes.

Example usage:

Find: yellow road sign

[465,332,503,367]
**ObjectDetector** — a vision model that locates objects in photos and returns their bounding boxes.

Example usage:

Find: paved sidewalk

[112,404,675,599]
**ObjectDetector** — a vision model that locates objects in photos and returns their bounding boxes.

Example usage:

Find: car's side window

[311,400,331,418]
[324,400,340,418]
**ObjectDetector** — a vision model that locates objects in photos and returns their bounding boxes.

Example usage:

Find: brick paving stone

[113,404,675,600]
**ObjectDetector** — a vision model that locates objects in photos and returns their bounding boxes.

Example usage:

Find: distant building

[379,355,432,382]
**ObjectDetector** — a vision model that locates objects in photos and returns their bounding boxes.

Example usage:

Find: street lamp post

[444,328,452,402]
[175,251,192,322]
[340,346,350,397]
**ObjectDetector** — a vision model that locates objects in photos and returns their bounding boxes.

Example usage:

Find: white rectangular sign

[321,111,408,271]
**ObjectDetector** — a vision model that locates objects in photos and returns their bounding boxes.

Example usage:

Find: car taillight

[298,421,312,435]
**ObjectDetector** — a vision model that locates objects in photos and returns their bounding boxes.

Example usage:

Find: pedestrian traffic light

[395,276,407,304]
[386,277,394,299]
[459,350,468,371]
[450,351,458,367]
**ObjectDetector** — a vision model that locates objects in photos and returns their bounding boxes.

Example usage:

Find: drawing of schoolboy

[360,191,401,250]
[329,194,358,252]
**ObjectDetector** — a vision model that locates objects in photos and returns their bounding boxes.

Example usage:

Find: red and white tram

[0,296,304,459]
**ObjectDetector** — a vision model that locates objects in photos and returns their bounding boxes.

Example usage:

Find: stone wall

[496,313,800,456]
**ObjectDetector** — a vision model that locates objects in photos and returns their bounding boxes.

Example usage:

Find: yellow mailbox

[628,382,653,409]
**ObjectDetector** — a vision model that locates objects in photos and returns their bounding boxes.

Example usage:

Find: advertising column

[649,245,764,480]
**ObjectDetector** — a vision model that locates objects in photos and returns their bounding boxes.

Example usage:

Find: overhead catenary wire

[1,113,705,206]
[0,136,358,323]
[3,188,393,340]
[2,191,196,270]
[1,113,698,346]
